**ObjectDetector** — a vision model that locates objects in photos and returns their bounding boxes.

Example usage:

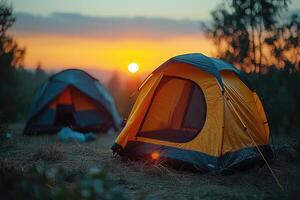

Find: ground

[1,124,300,200]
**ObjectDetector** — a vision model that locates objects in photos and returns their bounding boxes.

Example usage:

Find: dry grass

[32,145,64,161]
[1,123,300,200]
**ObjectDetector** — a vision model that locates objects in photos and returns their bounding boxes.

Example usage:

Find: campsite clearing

[1,124,300,200]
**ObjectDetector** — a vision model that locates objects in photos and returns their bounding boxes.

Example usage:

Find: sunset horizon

[8,0,224,75]
[10,0,300,76]
[11,13,215,75]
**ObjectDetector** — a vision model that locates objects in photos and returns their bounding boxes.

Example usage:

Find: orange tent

[112,53,272,172]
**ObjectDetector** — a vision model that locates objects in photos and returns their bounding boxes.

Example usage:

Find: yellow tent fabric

[112,53,272,172]
[221,71,269,154]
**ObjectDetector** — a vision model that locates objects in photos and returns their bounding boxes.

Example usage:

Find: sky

[9,0,300,75]
[11,0,221,20]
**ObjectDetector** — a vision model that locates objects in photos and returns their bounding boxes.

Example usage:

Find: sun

[128,62,139,73]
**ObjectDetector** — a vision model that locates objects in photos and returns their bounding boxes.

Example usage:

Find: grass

[32,145,64,161]
[0,123,300,199]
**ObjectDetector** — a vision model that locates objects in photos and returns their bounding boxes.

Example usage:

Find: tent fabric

[154,53,253,91]
[112,54,272,172]
[221,71,269,154]
[24,69,121,135]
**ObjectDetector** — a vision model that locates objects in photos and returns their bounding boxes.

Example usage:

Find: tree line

[0,2,48,123]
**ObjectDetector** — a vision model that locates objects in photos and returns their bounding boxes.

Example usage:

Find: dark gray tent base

[112,141,273,173]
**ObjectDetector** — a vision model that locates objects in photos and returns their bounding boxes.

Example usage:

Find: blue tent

[24,69,121,135]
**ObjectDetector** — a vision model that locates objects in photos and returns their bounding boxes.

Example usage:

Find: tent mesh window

[138,76,206,143]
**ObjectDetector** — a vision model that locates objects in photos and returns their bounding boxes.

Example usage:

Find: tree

[265,14,300,72]
[0,1,25,122]
[107,70,122,96]
[204,0,290,72]
[107,70,127,116]
[107,70,142,117]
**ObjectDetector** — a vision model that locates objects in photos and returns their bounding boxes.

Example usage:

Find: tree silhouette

[0,1,25,122]
[107,70,125,115]
[204,0,290,72]
[265,14,300,72]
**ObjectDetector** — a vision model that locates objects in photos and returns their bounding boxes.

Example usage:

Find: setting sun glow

[128,62,139,73]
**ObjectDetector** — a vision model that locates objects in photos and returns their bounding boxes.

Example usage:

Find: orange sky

[16,33,215,74]
[11,0,300,75]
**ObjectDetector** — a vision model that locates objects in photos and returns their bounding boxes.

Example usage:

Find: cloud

[12,12,204,40]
